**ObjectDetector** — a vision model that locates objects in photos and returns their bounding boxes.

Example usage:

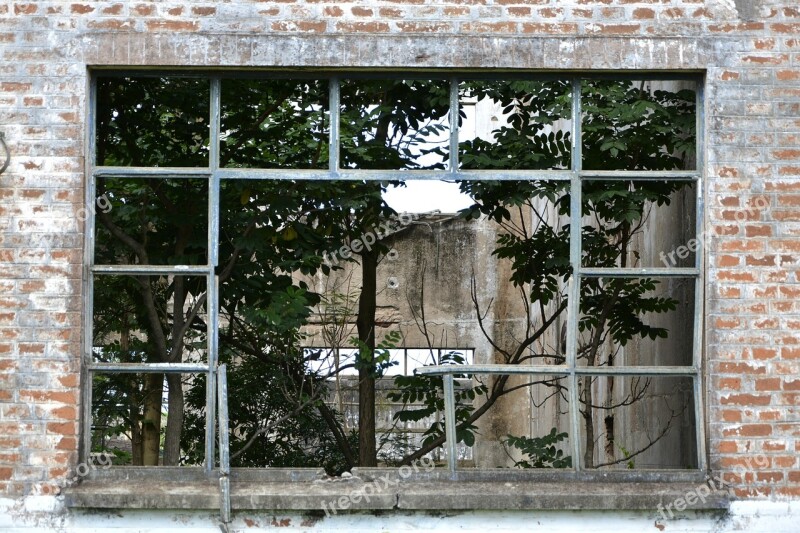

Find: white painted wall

[2,497,799,533]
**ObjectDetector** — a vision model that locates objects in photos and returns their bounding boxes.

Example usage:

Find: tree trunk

[141,373,164,465]
[356,248,378,467]
[582,377,595,468]
[162,373,184,465]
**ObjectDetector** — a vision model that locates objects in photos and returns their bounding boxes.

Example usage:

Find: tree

[91,75,695,470]
[388,79,696,468]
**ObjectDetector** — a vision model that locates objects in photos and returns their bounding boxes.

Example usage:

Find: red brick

[101,4,123,15]
[720,394,772,406]
[721,411,742,423]
[70,4,94,14]
[191,6,216,16]
[783,347,800,360]
[13,3,36,15]
[755,378,781,391]
[46,422,76,436]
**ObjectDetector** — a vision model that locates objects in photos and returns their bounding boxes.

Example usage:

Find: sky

[382,180,473,214]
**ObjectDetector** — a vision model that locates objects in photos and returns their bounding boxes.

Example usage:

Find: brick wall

[0,0,798,500]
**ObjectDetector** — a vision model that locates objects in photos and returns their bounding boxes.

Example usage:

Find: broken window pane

[220,79,329,169]
[92,275,208,365]
[339,79,450,170]
[91,371,202,466]
[95,77,210,167]
[577,277,695,367]
[459,80,572,170]
[94,177,208,265]
[581,179,697,269]
[578,376,697,469]
[582,79,696,171]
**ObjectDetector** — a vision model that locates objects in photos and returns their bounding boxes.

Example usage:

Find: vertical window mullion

[81,75,99,466]
[449,78,459,174]
[209,77,221,267]
[329,78,340,175]
[693,80,708,471]
[204,77,222,473]
[566,76,583,471]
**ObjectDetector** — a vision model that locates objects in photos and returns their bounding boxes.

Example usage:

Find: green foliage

[505,428,572,469]
[352,330,402,378]
[93,75,696,468]
[388,351,487,448]
[182,345,353,474]
[458,79,694,353]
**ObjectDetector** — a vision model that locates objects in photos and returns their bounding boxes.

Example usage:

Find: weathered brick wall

[0,0,798,500]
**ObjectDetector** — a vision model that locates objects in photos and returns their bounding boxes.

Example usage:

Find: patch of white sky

[381,95,504,214]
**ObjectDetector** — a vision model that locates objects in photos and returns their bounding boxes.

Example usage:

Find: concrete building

[1,0,800,531]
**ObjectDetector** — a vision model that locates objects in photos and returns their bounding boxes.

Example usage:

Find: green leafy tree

[92,76,695,471]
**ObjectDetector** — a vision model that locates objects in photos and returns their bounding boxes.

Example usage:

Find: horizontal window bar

[216,169,575,182]
[579,267,700,278]
[95,167,698,182]
[94,167,212,178]
[580,171,699,180]
[575,366,698,376]
[415,364,697,376]
[415,365,567,376]
[89,363,210,373]
[91,265,211,275]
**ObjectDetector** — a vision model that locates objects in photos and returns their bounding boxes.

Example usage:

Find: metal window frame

[82,71,705,478]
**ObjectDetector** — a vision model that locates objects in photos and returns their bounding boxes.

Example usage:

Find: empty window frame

[85,72,704,473]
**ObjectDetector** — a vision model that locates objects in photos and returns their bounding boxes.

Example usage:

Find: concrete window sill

[63,467,730,513]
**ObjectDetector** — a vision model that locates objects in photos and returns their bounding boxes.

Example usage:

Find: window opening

[86,73,703,475]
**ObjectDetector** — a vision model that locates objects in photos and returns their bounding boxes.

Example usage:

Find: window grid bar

[89,363,210,373]
[449,78,459,174]
[94,167,698,182]
[81,76,99,466]
[693,79,708,472]
[580,171,699,181]
[580,267,700,278]
[329,78,340,173]
[415,365,697,377]
[209,78,221,268]
[94,167,212,178]
[567,77,584,472]
[91,265,210,275]
[206,77,222,473]
[214,169,576,181]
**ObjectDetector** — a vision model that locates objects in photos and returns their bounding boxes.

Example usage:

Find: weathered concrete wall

[1,0,800,528]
